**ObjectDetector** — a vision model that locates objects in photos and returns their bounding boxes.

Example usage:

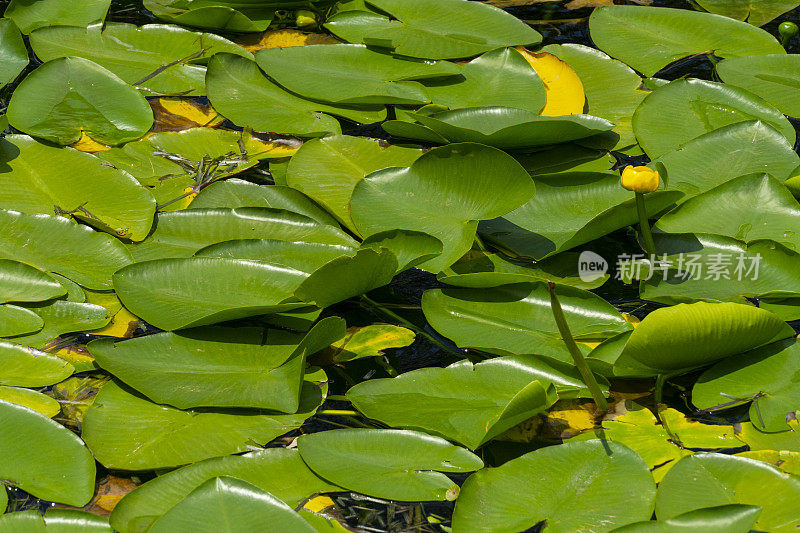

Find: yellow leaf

[565,0,615,8]
[90,307,140,338]
[54,345,96,373]
[236,29,339,52]
[71,132,110,153]
[622,312,641,327]
[315,324,416,364]
[515,47,585,116]
[736,450,800,475]
[150,97,225,133]
[303,496,336,513]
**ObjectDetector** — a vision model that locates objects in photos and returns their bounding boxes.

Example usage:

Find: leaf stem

[635,192,657,255]
[547,281,609,413]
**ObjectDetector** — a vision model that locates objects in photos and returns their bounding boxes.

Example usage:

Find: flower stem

[547,282,609,413]
[635,192,657,255]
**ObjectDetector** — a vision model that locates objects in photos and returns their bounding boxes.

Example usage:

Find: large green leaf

[285,135,423,231]
[350,143,534,271]
[480,171,682,260]
[255,44,459,105]
[0,510,112,532]
[0,341,74,387]
[149,477,315,533]
[0,260,71,305]
[83,372,327,469]
[653,121,800,201]
[632,79,794,159]
[143,0,284,32]
[88,317,345,411]
[0,386,60,418]
[347,355,582,449]
[30,23,249,96]
[693,338,800,432]
[298,429,483,501]
[126,207,354,262]
[110,448,339,533]
[422,47,546,113]
[388,107,613,150]
[717,54,800,118]
[206,53,386,137]
[0,305,42,336]
[325,0,542,59]
[7,57,153,146]
[0,135,155,240]
[589,5,784,77]
[655,173,800,249]
[655,453,800,532]
[0,19,27,88]
[195,239,356,272]
[452,440,656,533]
[9,300,110,349]
[422,282,631,362]
[613,302,795,377]
[694,0,800,26]
[0,400,95,506]
[612,505,762,533]
[4,0,109,33]
[543,44,647,150]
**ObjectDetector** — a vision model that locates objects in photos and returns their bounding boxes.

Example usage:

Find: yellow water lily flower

[621,165,659,193]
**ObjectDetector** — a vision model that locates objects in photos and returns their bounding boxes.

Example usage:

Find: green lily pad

[480,171,682,260]
[452,440,656,533]
[0,509,112,532]
[0,19,27,88]
[298,428,483,501]
[350,143,534,271]
[325,0,542,59]
[110,448,339,532]
[0,260,65,305]
[734,420,800,452]
[693,338,800,432]
[717,55,800,118]
[206,53,386,137]
[387,107,614,150]
[83,371,327,469]
[347,355,582,449]
[0,304,42,336]
[421,47,546,112]
[150,477,315,533]
[633,79,795,159]
[9,300,110,349]
[589,5,784,77]
[285,135,423,231]
[422,282,631,362]
[653,121,800,201]
[7,57,153,146]
[0,386,60,418]
[694,0,800,26]
[612,505,762,533]
[5,0,110,33]
[143,0,280,32]
[613,302,795,377]
[255,44,459,105]
[30,22,249,96]
[88,317,345,411]
[126,207,354,262]
[360,229,444,271]
[195,239,356,272]
[655,453,800,532]
[323,323,415,363]
[0,400,96,506]
[0,135,156,240]
[0,341,74,387]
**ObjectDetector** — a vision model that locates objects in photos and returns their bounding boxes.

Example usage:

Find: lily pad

[83,372,327,469]
[0,261,69,304]
[422,282,632,361]
[613,302,795,377]
[655,453,800,532]
[612,505,762,533]
[4,0,110,33]
[632,79,795,159]
[206,53,386,137]
[347,355,581,449]
[9,300,110,349]
[452,440,656,533]
[297,429,483,501]
[0,19,27,88]
[694,0,800,27]
[0,509,112,532]
[0,135,156,240]
[88,317,345,411]
[285,135,423,231]
[149,477,315,533]
[0,304,42,336]
[717,55,800,118]
[255,44,459,105]
[0,386,60,418]
[30,22,249,96]
[143,0,279,32]
[350,143,534,271]
[322,323,415,363]
[589,5,784,77]
[110,448,339,532]
[0,400,96,506]
[7,57,153,146]
[0,341,74,387]
[325,0,542,59]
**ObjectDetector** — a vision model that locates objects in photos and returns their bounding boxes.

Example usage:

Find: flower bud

[780,22,799,46]
[620,165,659,194]
[295,10,317,28]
